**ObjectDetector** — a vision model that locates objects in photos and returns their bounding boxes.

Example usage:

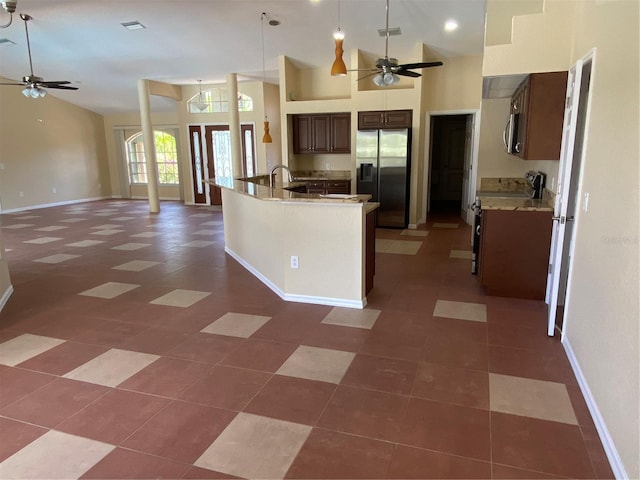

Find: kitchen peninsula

[208,175,379,309]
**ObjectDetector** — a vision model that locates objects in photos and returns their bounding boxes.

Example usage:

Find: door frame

[546,49,596,337]
[422,109,480,226]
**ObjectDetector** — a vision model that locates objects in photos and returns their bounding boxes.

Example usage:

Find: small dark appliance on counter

[524,171,546,199]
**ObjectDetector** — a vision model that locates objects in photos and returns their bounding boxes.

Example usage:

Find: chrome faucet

[269,164,293,188]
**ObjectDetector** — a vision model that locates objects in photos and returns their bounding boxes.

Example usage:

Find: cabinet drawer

[326,180,350,194]
[306,180,326,194]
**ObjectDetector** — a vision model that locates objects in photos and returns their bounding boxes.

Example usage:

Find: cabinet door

[326,180,350,194]
[384,110,412,128]
[293,115,313,153]
[330,114,351,153]
[311,115,330,153]
[306,180,327,194]
[358,111,384,130]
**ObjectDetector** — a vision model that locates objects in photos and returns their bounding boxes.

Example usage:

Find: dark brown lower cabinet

[479,209,553,300]
[300,179,351,195]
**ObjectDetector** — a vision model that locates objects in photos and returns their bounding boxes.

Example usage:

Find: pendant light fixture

[330,0,347,76]
[194,80,208,112]
[260,12,272,143]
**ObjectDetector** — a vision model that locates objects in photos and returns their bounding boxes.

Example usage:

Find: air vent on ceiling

[0,38,16,46]
[378,27,401,37]
[121,21,146,30]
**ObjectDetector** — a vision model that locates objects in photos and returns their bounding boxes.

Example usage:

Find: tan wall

[477,98,559,190]
[0,82,110,212]
[222,189,365,305]
[563,1,639,477]
[422,55,483,113]
[485,0,543,46]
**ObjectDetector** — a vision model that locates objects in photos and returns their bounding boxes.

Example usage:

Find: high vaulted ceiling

[0,0,487,115]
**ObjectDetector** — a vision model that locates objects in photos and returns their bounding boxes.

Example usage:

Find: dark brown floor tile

[181,465,242,479]
[285,428,395,479]
[71,318,150,348]
[0,377,108,428]
[80,448,189,479]
[491,412,594,478]
[424,316,488,345]
[16,341,109,375]
[488,321,564,353]
[244,375,335,425]
[219,338,298,372]
[0,417,48,462]
[301,323,370,353]
[398,397,490,461]
[360,330,428,362]
[387,444,491,479]
[120,327,190,355]
[489,345,577,384]
[178,365,270,410]
[341,353,418,395]
[412,361,489,409]
[0,365,56,409]
[566,385,596,428]
[423,336,489,371]
[57,389,169,444]
[317,385,409,442]
[167,333,242,364]
[118,357,211,398]
[580,424,615,479]
[491,463,566,479]
[122,400,236,463]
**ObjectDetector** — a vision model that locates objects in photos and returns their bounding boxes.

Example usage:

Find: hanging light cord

[261,13,267,121]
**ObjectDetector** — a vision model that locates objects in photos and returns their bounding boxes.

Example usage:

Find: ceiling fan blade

[45,84,79,90]
[40,81,72,86]
[357,71,379,82]
[395,70,421,78]
[397,61,444,70]
[0,82,27,86]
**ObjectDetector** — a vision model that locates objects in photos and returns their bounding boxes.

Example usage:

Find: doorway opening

[428,114,473,218]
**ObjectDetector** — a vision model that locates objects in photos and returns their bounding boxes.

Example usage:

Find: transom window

[126,131,179,185]
[188,87,253,113]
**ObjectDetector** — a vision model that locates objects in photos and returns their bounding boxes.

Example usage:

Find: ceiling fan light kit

[0,0,17,28]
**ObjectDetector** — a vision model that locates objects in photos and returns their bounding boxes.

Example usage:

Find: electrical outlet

[290,255,299,269]
[325,162,331,170]
[583,192,590,212]
[52,187,57,194]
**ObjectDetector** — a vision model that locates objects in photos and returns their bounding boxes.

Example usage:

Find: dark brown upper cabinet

[292,113,351,154]
[358,110,412,130]
[511,71,568,160]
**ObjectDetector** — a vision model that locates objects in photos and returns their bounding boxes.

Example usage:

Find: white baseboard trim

[225,247,366,310]
[562,337,627,479]
[1,196,112,214]
[0,284,14,312]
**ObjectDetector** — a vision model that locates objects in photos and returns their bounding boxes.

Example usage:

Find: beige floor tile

[60,218,87,223]
[433,222,459,228]
[201,312,271,338]
[79,282,140,299]
[63,348,159,387]
[200,221,223,226]
[24,237,62,244]
[35,226,68,232]
[91,229,124,236]
[111,216,136,221]
[33,253,81,264]
[400,229,430,237]
[150,289,211,308]
[450,249,473,259]
[66,240,104,247]
[375,239,395,253]
[195,412,311,479]
[94,212,117,217]
[3,224,34,229]
[131,231,160,238]
[489,373,578,425]
[386,240,423,255]
[0,430,114,479]
[433,299,487,323]
[0,334,65,366]
[110,243,150,251]
[95,209,119,214]
[180,240,215,248]
[193,229,217,235]
[91,224,123,230]
[14,215,40,220]
[321,307,381,330]
[190,213,212,218]
[112,260,159,272]
[276,345,355,384]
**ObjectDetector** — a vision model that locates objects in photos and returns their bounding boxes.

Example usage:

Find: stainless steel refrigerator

[356,128,411,228]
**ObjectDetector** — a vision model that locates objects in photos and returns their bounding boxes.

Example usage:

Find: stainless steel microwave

[503,113,521,154]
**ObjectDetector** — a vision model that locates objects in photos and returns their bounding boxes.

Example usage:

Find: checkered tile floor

[0,200,612,479]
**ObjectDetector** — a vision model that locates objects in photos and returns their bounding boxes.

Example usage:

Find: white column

[227,73,243,178]
[137,79,160,213]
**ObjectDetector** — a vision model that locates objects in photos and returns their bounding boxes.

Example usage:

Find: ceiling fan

[0,13,78,98]
[355,0,443,86]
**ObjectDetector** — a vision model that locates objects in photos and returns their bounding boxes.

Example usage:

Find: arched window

[187,88,254,113]
[126,131,179,185]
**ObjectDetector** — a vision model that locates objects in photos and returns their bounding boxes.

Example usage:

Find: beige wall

[484,0,543,46]
[0,82,110,212]
[477,98,559,190]
[483,0,640,477]
[422,55,483,113]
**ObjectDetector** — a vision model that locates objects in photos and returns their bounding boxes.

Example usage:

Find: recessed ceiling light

[444,20,459,32]
[121,21,146,30]
[0,38,16,46]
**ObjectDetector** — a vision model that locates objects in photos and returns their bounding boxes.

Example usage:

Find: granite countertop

[480,196,553,212]
[207,176,375,206]
[291,170,351,181]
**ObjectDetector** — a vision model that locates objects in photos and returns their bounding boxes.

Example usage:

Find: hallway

[0,200,612,479]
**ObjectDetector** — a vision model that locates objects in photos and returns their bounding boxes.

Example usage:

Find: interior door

[461,115,474,221]
[205,125,232,206]
[188,126,207,204]
[546,61,583,336]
